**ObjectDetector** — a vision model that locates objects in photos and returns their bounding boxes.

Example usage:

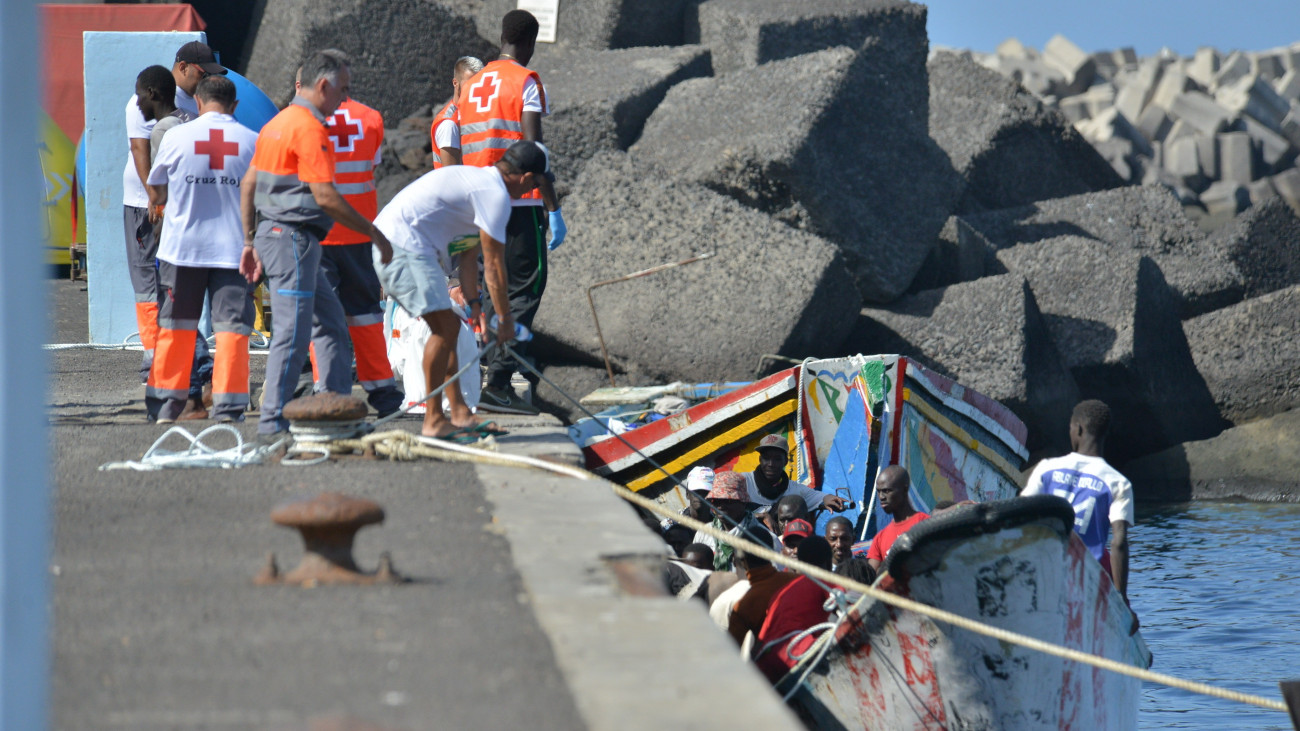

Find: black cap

[175,41,226,76]
[501,140,555,181]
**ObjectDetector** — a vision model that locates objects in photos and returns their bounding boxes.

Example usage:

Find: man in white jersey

[123,41,225,383]
[144,76,258,423]
[371,140,550,440]
[1022,399,1134,600]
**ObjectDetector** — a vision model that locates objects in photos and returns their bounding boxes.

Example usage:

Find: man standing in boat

[742,435,846,532]
[1022,400,1134,599]
[866,466,929,572]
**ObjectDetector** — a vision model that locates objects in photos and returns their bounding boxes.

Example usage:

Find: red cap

[782,518,813,542]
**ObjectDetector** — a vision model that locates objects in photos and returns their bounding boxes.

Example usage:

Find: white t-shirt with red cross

[122,87,198,207]
[147,112,257,269]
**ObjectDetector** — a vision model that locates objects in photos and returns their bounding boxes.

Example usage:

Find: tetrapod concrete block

[533,152,862,382]
[843,273,1079,454]
[927,52,1122,214]
[242,0,497,122]
[1185,285,1300,424]
[997,236,1226,462]
[632,41,960,302]
[690,0,923,75]
[530,45,713,190]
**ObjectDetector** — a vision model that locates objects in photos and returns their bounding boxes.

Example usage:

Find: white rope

[98,425,286,471]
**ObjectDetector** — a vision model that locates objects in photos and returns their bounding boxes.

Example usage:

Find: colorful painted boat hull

[786,498,1151,731]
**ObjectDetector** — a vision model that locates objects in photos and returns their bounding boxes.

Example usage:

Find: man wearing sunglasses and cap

[123,41,226,389]
[369,140,552,441]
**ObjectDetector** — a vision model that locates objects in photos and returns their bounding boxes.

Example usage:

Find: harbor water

[1133,500,1300,730]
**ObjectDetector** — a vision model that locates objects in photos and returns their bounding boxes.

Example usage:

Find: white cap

[686,466,715,492]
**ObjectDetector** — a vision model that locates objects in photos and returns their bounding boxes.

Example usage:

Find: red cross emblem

[326,108,364,153]
[467,71,501,114]
[194,128,240,171]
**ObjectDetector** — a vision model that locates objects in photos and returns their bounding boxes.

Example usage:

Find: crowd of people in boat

[643,398,1135,684]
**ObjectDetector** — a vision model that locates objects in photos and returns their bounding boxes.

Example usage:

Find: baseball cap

[756,434,788,453]
[175,41,226,76]
[782,518,812,542]
[501,140,555,181]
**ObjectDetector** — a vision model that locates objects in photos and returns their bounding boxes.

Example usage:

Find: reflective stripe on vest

[457,60,545,201]
[431,101,458,170]
[322,99,383,245]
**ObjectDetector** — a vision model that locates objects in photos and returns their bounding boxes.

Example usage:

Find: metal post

[585,252,714,387]
[0,0,51,727]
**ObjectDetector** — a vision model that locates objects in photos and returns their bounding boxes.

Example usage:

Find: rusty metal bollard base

[254,550,403,587]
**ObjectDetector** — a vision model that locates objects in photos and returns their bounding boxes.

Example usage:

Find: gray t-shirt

[149,108,197,163]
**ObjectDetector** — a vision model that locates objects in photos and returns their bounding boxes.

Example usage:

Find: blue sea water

[1132,501,1300,730]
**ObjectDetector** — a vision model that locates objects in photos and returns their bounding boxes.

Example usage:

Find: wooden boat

[583,355,1030,535]
[581,355,1152,727]
[782,496,1152,730]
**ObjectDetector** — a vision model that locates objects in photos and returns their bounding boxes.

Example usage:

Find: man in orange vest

[431,56,484,169]
[300,60,403,417]
[457,9,567,416]
[240,50,393,438]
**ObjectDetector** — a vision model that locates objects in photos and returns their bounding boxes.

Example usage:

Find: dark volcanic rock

[530,46,713,192]
[1184,285,1300,424]
[1124,409,1300,503]
[243,0,497,122]
[927,52,1124,214]
[533,152,862,382]
[996,236,1226,462]
[954,185,1244,317]
[448,0,695,50]
[632,42,961,302]
[841,274,1079,454]
[375,113,435,209]
[1201,197,1300,299]
[689,0,921,75]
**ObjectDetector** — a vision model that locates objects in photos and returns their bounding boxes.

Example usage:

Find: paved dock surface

[47,280,799,730]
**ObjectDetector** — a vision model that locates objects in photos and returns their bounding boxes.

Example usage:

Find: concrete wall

[83,30,205,344]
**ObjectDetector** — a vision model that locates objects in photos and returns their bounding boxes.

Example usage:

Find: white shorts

[373,245,452,318]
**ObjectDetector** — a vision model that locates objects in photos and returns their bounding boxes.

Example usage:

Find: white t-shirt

[122,87,199,207]
[433,116,459,150]
[522,76,548,114]
[1023,452,1134,560]
[373,165,512,275]
[709,579,751,631]
[146,112,257,268]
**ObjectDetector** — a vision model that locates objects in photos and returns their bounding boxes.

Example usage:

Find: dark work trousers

[254,221,352,435]
[145,263,254,422]
[125,205,212,388]
[482,204,548,391]
[318,242,403,415]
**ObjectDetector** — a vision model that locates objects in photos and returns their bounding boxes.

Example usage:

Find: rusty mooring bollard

[256,492,403,586]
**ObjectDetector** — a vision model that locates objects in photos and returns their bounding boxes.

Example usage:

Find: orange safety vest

[430,100,457,169]
[457,59,545,202]
[321,98,383,245]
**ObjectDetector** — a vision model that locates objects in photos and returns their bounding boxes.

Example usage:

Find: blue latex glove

[547,208,567,251]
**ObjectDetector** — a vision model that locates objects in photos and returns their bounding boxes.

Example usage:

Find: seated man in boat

[727,537,800,646]
[690,472,779,571]
[743,435,847,532]
[866,466,930,573]
[1021,399,1134,600]
[780,518,813,562]
[755,535,835,682]
[825,516,855,572]
[770,494,810,538]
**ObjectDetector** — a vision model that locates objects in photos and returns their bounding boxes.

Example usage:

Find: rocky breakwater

[962,36,1300,228]
[358,1,1300,500]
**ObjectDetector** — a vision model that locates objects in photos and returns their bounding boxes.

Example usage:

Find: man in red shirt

[866,466,929,572]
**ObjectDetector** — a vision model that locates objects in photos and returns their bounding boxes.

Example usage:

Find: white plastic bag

[385,298,480,415]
